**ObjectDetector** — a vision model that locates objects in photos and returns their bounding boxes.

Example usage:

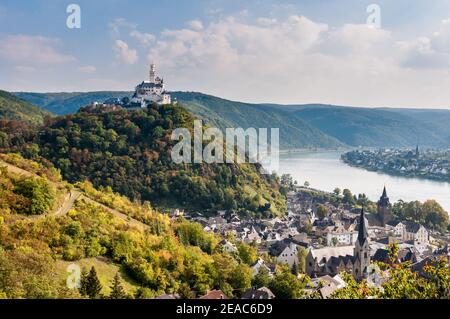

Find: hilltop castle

[129,63,171,107]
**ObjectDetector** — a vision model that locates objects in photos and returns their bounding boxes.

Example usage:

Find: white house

[395,221,429,244]
[326,226,358,246]
[276,242,299,268]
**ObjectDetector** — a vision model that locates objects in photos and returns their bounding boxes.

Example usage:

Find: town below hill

[342,148,450,183]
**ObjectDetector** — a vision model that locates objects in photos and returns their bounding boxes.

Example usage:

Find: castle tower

[149,63,156,83]
[353,207,370,280]
[377,186,391,227]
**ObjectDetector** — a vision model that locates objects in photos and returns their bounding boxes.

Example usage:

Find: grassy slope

[56,257,140,295]
[0,90,52,125]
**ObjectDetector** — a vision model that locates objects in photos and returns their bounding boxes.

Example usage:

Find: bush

[14,177,55,215]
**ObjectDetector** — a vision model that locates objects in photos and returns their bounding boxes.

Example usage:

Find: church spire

[382,186,387,198]
[357,207,368,245]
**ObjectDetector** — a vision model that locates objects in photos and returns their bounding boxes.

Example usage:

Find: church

[129,63,172,107]
[306,207,371,281]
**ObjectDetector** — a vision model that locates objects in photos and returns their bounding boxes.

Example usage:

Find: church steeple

[377,186,391,227]
[357,207,369,245]
[354,207,370,280]
[381,186,387,198]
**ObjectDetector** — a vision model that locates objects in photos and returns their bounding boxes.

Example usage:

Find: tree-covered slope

[172,92,345,150]
[14,91,450,148]
[14,91,130,115]
[289,105,449,148]
[0,153,260,298]
[11,103,286,217]
[0,90,51,125]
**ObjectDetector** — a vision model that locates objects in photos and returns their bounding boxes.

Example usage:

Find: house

[199,290,228,299]
[310,275,345,299]
[241,287,275,299]
[325,225,358,246]
[251,258,274,277]
[244,226,262,244]
[372,247,417,264]
[395,221,429,244]
[219,239,238,254]
[269,241,298,268]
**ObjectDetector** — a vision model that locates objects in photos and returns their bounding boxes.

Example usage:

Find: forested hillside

[0,153,277,298]
[0,90,51,125]
[15,90,450,149]
[1,103,286,217]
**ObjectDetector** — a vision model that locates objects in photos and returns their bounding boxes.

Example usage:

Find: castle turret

[377,186,391,227]
[149,63,156,83]
[353,207,370,280]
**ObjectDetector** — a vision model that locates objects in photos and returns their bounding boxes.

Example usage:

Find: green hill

[287,105,449,148]
[14,91,130,115]
[0,90,51,125]
[0,153,259,299]
[3,103,286,217]
[171,92,345,149]
[14,91,450,148]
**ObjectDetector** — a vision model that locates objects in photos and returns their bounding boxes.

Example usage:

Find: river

[269,151,450,214]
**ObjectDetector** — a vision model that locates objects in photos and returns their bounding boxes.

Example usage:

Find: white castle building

[130,63,171,107]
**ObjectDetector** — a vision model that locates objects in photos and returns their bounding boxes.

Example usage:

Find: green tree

[297,247,308,274]
[342,189,355,205]
[421,200,449,233]
[81,266,102,299]
[109,272,127,299]
[14,177,55,215]
[268,266,306,299]
[333,188,341,196]
[237,243,257,266]
[316,204,329,219]
[252,267,271,288]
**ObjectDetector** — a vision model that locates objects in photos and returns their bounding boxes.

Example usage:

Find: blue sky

[1,0,450,108]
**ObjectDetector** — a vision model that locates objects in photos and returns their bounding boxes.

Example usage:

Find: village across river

[270,151,450,215]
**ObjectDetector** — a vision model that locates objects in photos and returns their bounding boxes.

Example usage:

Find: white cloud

[78,65,97,73]
[109,18,136,36]
[0,35,76,65]
[115,40,138,64]
[143,14,450,108]
[130,30,155,46]
[187,20,204,31]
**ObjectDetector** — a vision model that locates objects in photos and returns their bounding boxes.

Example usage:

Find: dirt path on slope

[1,159,149,230]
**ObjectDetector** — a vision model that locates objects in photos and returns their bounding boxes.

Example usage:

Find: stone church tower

[377,186,391,227]
[353,208,370,280]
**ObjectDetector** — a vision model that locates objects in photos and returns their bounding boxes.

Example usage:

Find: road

[1,159,149,230]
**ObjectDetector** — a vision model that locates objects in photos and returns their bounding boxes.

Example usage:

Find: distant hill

[0,90,51,125]
[14,91,130,115]
[14,91,450,148]
[283,105,449,148]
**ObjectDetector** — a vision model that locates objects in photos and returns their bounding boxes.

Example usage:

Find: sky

[1,0,450,108]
